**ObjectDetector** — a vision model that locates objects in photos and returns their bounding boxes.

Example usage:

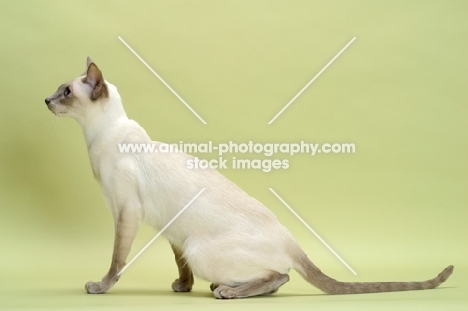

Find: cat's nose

[45,98,50,105]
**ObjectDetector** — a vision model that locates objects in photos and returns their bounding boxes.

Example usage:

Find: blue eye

[64,87,71,97]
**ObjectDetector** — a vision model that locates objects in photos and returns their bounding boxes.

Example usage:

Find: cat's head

[45,57,109,121]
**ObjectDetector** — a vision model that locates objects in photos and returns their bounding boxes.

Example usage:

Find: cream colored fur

[44,57,453,298]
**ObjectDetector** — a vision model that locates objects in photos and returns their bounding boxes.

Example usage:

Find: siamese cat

[44,57,453,298]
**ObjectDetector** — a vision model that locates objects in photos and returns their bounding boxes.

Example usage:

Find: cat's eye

[64,86,71,97]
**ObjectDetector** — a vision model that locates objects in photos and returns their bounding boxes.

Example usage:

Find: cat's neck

[79,84,128,148]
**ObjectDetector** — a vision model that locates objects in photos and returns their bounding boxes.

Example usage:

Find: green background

[0,0,466,310]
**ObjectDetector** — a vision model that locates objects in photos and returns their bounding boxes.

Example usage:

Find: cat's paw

[209,283,219,292]
[213,285,237,299]
[172,278,192,292]
[85,281,108,294]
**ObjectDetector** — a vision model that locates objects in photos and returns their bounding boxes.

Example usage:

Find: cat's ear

[86,56,94,68]
[82,56,94,75]
[83,59,107,100]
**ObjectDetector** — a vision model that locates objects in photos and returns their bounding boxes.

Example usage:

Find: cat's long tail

[293,253,454,294]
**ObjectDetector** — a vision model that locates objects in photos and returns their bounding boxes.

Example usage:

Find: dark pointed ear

[86,56,94,68]
[82,56,94,75]
[83,62,108,100]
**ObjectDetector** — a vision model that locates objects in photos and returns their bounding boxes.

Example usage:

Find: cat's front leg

[85,209,139,294]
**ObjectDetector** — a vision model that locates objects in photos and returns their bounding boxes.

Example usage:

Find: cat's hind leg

[170,243,194,292]
[213,272,289,299]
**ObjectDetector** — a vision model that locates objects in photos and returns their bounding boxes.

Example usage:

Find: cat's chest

[87,151,103,182]
[87,142,117,182]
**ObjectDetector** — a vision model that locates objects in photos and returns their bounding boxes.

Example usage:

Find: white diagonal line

[269,188,357,275]
[117,188,206,276]
[118,36,207,125]
[268,37,356,124]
